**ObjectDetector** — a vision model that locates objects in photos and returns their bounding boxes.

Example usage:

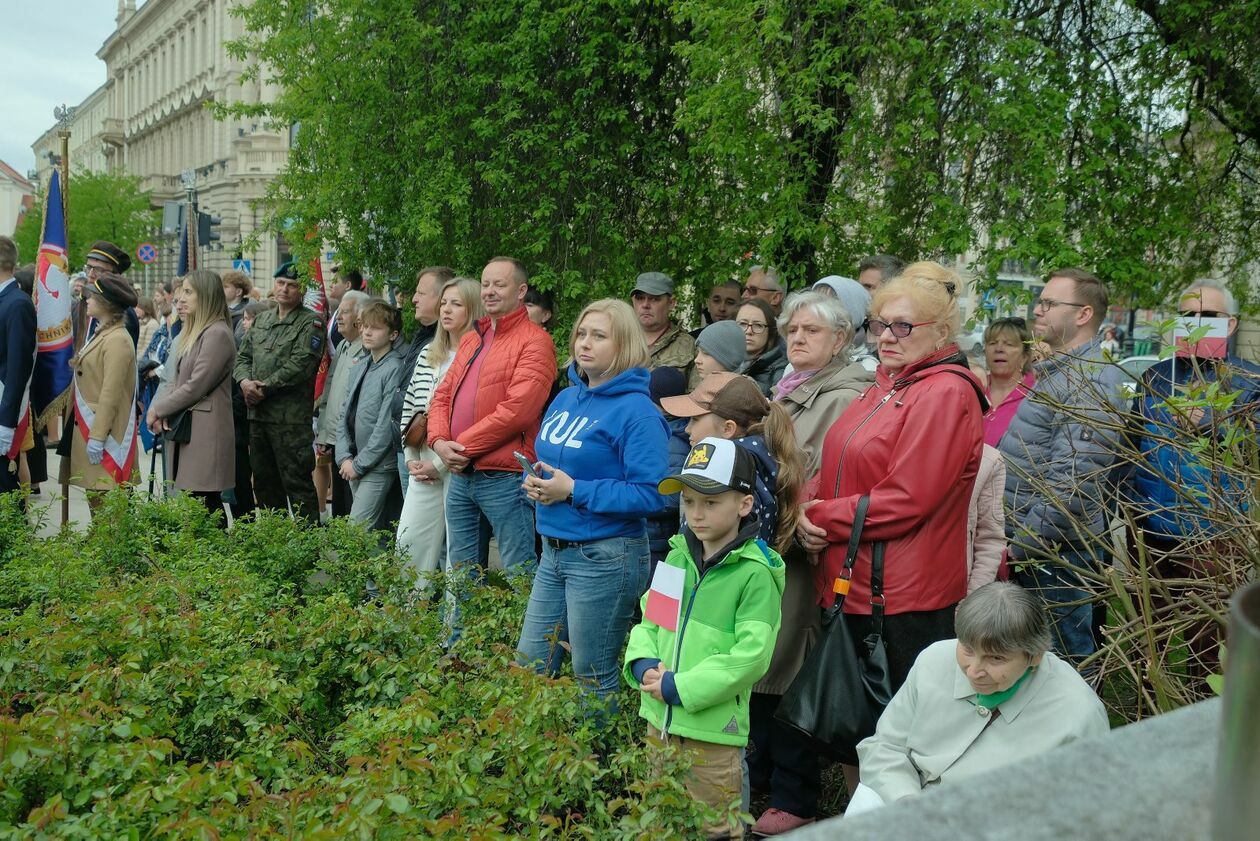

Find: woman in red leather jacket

[797,262,988,691]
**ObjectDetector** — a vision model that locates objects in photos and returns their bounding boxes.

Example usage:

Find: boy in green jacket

[624,436,785,838]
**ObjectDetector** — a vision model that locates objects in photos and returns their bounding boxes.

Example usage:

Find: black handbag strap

[869,541,886,635]
[827,495,870,616]
[828,495,888,629]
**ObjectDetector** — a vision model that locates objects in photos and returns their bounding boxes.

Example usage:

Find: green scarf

[974,666,1033,710]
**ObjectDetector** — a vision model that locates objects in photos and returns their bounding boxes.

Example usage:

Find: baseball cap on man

[633,271,674,296]
[660,372,770,428]
[659,437,756,496]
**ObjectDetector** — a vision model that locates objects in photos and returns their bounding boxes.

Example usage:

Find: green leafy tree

[226,0,1259,314]
[13,169,158,272]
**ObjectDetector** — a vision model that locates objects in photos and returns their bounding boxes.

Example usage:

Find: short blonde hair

[568,299,650,378]
[871,260,965,339]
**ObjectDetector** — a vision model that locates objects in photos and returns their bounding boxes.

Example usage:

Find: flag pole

[54,104,75,527]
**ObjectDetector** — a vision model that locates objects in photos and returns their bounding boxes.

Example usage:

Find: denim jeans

[515,534,649,701]
[1015,545,1100,665]
[443,470,537,641]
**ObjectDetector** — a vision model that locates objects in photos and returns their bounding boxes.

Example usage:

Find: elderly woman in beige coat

[749,289,877,835]
[850,582,1108,813]
[147,270,235,523]
[64,273,140,508]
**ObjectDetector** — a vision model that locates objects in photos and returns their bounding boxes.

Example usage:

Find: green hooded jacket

[623,523,785,747]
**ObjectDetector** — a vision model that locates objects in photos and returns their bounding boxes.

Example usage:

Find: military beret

[274,260,300,280]
[86,240,132,274]
[89,272,139,310]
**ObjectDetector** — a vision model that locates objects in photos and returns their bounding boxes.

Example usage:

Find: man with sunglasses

[999,267,1127,666]
[741,265,785,316]
[1129,280,1258,557]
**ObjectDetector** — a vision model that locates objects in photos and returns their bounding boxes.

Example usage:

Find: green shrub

[0,496,716,837]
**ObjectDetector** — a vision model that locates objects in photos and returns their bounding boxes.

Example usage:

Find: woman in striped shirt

[395,276,483,594]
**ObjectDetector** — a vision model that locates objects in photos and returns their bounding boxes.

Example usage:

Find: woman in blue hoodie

[516,299,670,704]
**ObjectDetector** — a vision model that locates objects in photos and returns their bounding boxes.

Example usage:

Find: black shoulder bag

[774,494,893,764]
[163,368,231,445]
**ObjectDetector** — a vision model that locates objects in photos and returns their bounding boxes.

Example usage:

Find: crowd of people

[2,232,1257,838]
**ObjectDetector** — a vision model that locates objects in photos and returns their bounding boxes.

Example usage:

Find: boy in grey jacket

[336,301,404,528]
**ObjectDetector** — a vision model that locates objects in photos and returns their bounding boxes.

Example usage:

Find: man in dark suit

[0,236,38,497]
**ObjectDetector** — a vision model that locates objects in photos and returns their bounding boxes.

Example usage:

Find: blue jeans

[445,469,537,573]
[1015,546,1100,665]
[396,452,409,499]
[516,534,649,702]
[443,470,537,641]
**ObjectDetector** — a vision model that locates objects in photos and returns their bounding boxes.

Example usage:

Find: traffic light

[197,211,222,246]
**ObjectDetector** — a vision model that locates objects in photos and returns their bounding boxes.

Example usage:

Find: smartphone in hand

[514,451,539,478]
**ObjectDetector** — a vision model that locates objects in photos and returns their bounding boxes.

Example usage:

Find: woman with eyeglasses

[982,317,1035,447]
[737,298,788,396]
[793,261,988,792]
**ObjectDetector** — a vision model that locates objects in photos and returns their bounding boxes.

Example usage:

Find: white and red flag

[1174,316,1230,359]
[644,563,686,632]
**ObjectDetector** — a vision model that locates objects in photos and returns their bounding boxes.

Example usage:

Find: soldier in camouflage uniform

[632,271,696,382]
[234,261,324,522]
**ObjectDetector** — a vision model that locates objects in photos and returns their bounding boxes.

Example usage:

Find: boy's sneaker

[751,808,815,836]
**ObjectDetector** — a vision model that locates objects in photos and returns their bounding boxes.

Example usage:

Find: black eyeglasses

[991,316,1027,328]
[863,318,936,338]
[743,284,776,295]
[1178,310,1226,319]
[1034,298,1087,312]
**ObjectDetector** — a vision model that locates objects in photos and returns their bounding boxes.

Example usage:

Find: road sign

[232,259,252,276]
[137,243,158,264]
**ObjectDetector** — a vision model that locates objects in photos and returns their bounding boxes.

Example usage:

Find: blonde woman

[395,277,483,591]
[515,299,670,705]
[147,270,236,522]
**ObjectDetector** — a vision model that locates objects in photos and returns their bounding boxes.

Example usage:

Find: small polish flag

[644,563,685,632]
[1174,316,1230,359]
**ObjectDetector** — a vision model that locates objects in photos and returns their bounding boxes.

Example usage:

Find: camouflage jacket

[648,323,696,380]
[234,306,325,424]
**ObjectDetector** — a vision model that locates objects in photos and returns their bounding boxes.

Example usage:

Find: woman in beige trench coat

[147,270,235,522]
[64,273,140,506]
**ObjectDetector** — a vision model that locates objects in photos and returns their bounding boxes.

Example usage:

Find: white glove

[87,439,106,465]
[0,425,14,456]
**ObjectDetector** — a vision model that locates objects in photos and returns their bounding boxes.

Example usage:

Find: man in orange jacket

[428,257,557,592]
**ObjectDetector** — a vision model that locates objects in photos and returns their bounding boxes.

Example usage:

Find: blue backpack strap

[754,538,772,561]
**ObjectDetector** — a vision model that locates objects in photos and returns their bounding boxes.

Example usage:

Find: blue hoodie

[534,364,671,542]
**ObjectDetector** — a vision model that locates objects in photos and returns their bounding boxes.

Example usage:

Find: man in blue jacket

[1130,280,1260,547]
[0,236,37,498]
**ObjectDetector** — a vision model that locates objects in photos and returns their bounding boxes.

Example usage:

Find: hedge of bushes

[0,493,717,838]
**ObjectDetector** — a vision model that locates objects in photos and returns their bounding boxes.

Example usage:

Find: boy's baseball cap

[658,437,756,496]
[659,372,769,428]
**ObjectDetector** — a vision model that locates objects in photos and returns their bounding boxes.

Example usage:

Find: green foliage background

[221,0,1259,315]
[0,494,716,838]
[14,169,159,272]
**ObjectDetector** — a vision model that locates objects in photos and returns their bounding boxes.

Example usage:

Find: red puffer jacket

[427,306,558,472]
[806,346,987,612]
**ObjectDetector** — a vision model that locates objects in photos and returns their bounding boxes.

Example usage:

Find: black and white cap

[658,437,756,496]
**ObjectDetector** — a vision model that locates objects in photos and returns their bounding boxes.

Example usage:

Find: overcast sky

[0,3,125,179]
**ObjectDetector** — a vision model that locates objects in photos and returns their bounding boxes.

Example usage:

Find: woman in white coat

[852,582,1109,811]
[395,277,482,594]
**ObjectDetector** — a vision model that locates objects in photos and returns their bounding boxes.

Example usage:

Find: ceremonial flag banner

[31,170,74,427]
[1174,316,1230,359]
[644,563,686,632]
[304,252,331,403]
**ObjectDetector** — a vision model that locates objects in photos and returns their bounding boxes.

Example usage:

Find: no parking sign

[137,243,158,264]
